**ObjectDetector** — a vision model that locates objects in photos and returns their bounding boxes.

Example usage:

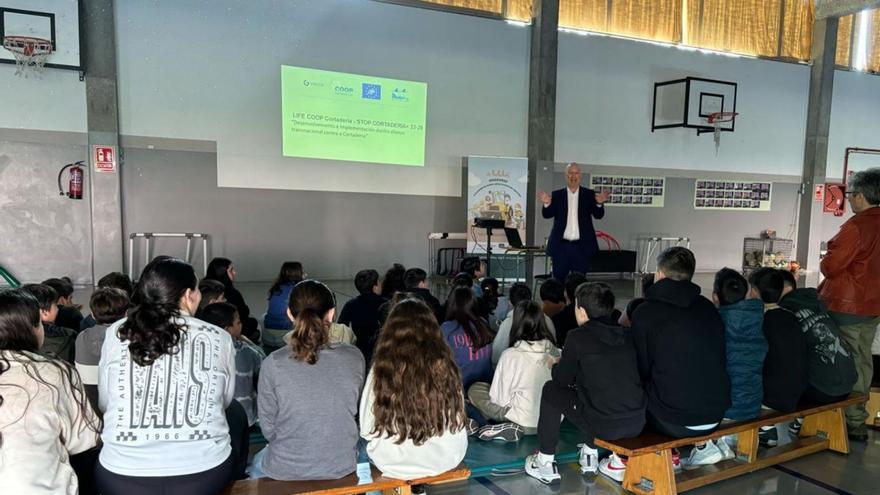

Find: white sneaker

[716,438,735,461]
[598,453,627,483]
[683,442,724,470]
[524,454,561,484]
[577,444,599,475]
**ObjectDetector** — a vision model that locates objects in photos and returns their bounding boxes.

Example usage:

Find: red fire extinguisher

[58,161,85,200]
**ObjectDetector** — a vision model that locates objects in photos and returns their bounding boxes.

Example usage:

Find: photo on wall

[590,175,666,208]
[693,180,772,211]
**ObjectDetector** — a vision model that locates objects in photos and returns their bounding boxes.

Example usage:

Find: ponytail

[287,280,336,365]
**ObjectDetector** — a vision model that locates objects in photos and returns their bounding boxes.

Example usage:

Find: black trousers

[802,385,849,405]
[226,400,250,480]
[647,411,718,438]
[96,453,234,495]
[537,381,642,454]
[551,240,592,281]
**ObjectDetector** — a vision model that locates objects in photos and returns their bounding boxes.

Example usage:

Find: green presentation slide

[281,66,427,166]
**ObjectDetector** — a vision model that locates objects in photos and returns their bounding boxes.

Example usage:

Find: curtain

[506,0,532,21]
[867,9,880,72]
[780,0,813,60]
[836,14,854,67]
[559,0,609,32]
[559,0,680,42]
[685,0,782,57]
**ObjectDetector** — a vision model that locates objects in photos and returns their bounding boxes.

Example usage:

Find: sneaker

[758,426,778,447]
[524,454,561,484]
[577,444,599,475]
[683,442,723,470]
[715,439,735,461]
[598,453,627,483]
[410,484,426,495]
[477,423,524,442]
[671,448,682,473]
[847,423,869,442]
[465,418,480,436]
[788,417,804,438]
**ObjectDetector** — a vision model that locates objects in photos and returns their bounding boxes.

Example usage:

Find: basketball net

[707,112,738,155]
[2,36,53,77]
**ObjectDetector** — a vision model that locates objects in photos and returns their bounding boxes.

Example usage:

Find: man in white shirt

[539,163,609,281]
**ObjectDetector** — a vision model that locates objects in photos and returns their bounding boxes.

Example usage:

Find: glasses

[844,190,860,197]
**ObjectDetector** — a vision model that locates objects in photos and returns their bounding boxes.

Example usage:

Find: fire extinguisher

[58,161,85,200]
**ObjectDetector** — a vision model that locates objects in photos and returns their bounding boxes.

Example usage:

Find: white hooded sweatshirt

[489,339,560,428]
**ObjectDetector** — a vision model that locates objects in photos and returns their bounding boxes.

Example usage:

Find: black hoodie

[552,317,646,433]
[631,278,731,425]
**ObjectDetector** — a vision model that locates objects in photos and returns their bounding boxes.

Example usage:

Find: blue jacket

[542,186,605,259]
[719,298,767,420]
[264,283,295,330]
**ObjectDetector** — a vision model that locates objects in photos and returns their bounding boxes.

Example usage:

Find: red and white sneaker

[598,453,628,483]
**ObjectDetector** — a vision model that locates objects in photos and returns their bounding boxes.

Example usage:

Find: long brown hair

[444,286,493,348]
[288,280,335,364]
[370,299,466,445]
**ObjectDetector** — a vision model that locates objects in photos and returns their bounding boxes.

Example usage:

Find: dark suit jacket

[542,186,605,258]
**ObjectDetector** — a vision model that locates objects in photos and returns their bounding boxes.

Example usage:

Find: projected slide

[281,66,427,166]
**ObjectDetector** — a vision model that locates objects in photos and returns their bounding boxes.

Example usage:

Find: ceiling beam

[816,0,880,19]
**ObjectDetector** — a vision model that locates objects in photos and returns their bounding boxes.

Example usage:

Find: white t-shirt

[360,371,467,480]
[98,314,236,477]
[0,351,100,495]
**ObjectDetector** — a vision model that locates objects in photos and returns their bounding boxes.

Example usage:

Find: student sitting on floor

[403,267,443,321]
[539,278,566,320]
[470,300,560,442]
[199,302,265,427]
[43,277,84,332]
[749,267,808,446]
[97,257,240,494]
[338,269,386,366]
[551,272,587,347]
[20,283,76,363]
[618,274,655,328]
[459,256,487,297]
[627,247,730,480]
[778,269,858,437]
[441,286,493,394]
[252,280,364,481]
[684,269,767,468]
[360,298,468,481]
[493,283,556,366]
[263,261,305,330]
[0,289,101,495]
[197,278,227,310]
[75,287,129,412]
[481,277,510,330]
[205,257,260,343]
[380,263,407,299]
[525,282,646,484]
[80,272,134,331]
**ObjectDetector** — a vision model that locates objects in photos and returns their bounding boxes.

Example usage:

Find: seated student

[205,257,260,343]
[459,256,487,297]
[619,274,655,328]
[81,272,134,331]
[380,263,407,299]
[20,284,76,363]
[627,247,730,480]
[338,269,386,366]
[778,269,858,437]
[252,280,364,481]
[0,289,101,495]
[360,299,468,481]
[197,279,227,309]
[685,269,767,468]
[43,277,84,332]
[748,267,808,446]
[493,283,556,366]
[75,287,130,412]
[539,278,566,319]
[441,286,493,391]
[551,272,587,347]
[403,267,443,320]
[199,302,265,427]
[97,257,239,494]
[264,261,305,330]
[480,277,507,330]
[525,282,646,484]
[471,300,560,442]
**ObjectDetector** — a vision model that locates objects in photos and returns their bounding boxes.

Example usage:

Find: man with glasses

[819,168,880,441]
[538,163,610,281]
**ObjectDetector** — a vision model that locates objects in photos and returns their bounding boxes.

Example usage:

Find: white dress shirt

[563,187,580,241]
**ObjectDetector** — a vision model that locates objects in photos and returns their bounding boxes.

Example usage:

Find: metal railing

[128,232,210,279]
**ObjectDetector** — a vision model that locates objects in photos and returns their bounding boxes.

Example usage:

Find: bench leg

[735,428,759,463]
[622,449,677,495]
[801,407,849,454]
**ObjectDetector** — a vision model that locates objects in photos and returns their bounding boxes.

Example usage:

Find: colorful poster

[590,175,666,208]
[466,156,528,254]
[694,180,772,211]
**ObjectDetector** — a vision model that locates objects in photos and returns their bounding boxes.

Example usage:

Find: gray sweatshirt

[257,343,364,480]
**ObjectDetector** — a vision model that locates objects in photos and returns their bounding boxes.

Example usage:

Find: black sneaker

[759,426,778,447]
[477,422,524,442]
[848,423,869,442]
[788,417,804,438]
[411,484,427,494]
[465,418,480,436]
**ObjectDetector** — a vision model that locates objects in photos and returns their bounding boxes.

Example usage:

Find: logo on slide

[333,82,355,95]
[391,88,409,102]
[362,83,381,100]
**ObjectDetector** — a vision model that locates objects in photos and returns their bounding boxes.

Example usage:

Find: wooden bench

[595,394,868,495]
[221,463,470,495]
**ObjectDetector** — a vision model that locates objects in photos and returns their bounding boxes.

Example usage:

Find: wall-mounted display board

[694,180,772,211]
[590,175,666,208]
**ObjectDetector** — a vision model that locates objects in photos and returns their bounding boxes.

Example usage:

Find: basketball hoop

[2,36,54,76]
[706,112,739,154]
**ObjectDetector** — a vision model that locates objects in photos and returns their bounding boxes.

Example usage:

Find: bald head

[566,162,582,191]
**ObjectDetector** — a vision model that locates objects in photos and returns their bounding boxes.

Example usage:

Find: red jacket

[819,207,880,316]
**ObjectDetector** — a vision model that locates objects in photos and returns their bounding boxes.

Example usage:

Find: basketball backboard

[651,77,738,134]
[0,0,82,71]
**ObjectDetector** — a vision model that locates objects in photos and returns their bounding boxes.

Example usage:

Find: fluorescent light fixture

[505,19,529,27]
[854,11,870,71]
[558,26,748,60]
